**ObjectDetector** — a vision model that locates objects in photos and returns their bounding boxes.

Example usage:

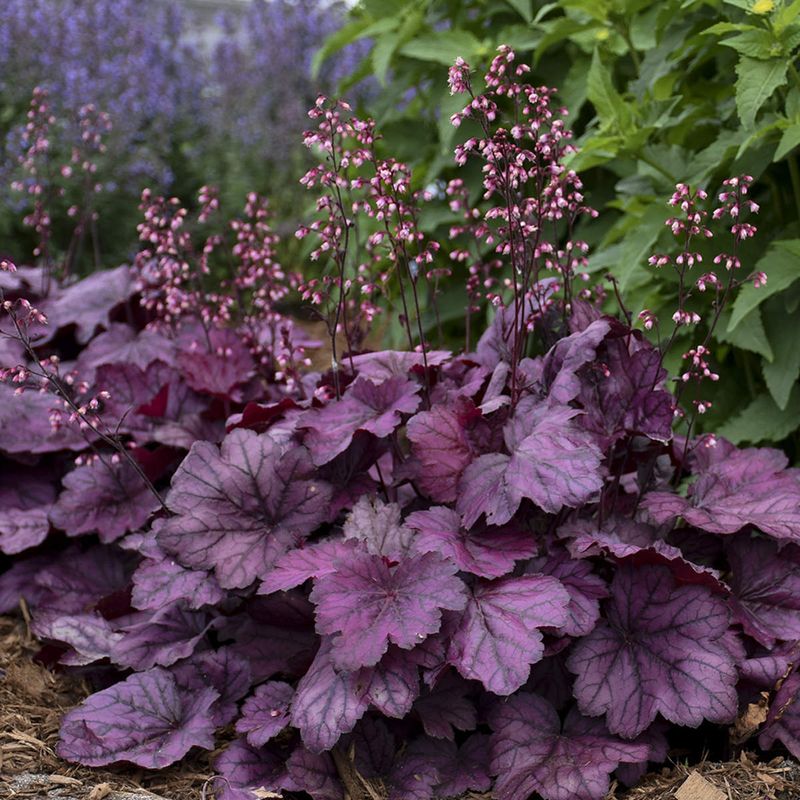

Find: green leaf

[701,22,759,35]
[717,386,800,444]
[775,0,800,32]
[373,32,401,84]
[399,30,482,65]
[775,121,800,160]
[763,306,800,408]
[735,56,788,128]
[729,239,800,329]
[720,29,779,58]
[505,0,533,22]
[586,48,630,129]
[715,306,773,360]
[313,18,378,78]
[787,87,800,117]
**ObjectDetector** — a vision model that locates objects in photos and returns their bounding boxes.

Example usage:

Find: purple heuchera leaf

[172,647,252,727]
[489,693,649,800]
[213,738,288,800]
[643,442,800,540]
[111,604,212,670]
[759,669,800,759]
[349,350,451,381]
[49,457,162,543]
[567,564,740,738]
[259,538,358,594]
[358,645,421,718]
[342,496,414,557]
[291,639,370,752]
[46,265,133,344]
[413,672,477,739]
[406,506,537,579]
[176,326,255,399]
[284,746,343,800]
[58,667,217,768]
[527,550,607,637]
[310,550,467,670]
[351,717,396,778]
[0,507,51,555]
[0,466,56,554]
[131,553,225,611]
[236,681,294,747]
[727,535,800,648]
[32,611,122,666]
[76,323,175,375]
[300,375,421,466]
[158,429,331,588]
[406,405,475,502]
[457,404,603,527]
[447,574,570,695]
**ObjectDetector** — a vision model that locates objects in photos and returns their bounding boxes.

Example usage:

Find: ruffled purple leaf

[349,350,451,381]
[58,667,217,768]
[458,404,603,527]
[32,611,122,666]
[489,693,649,800]
[644,443,800,540]
[49,457,161,543]
[213,738,288,800]
[0,466,56,554]
[727,535,800,647]
[176,326,255,400]
[158,430,331,588]
[310,550,467,670]
[0,507,51,555]
[236,682,294,747]
[759,669,800,759]
[413,672,477,739]
[343,495,414,558]
[284,746,343,800]
[259,538,358,594]
[407,404,475,502]
[131,553,225,611]
[76,323,175,375]
[300,375,421,465]
[111,604,212,670]
[567,564,739,738]
[172,647,252,727]
[359,645,421,718]
[291,640,370,752]
[406,506,537,579]
[447,575,570,695]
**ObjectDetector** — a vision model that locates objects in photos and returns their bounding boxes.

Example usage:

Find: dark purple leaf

[343,496,414,558]
[0,555,51,613]
[458,404,603,527]
[447,575,570,695]
[291,640,369,753]
[236,682,294,747]
[32,611,122,666]
[567,564,739,738]
[49,457,161,543]
[727,535,800,647]
[407,405,474,502]
[413,672,476,739]
[172,647,252,727]
[176,326,255,399]
[46,265,134,343]
[351,717,395,778]
[0,466,56,554]
[310,550,467,670]
[0,507,51,555]
[489,693,649,800]
[77,323,175,375]
[527,550,607,637]
[359,646,421,718]
[58,667,217,768]
[350,350,451,380]
[759,669,800,759]
[300,376,421,465]
[644,443,800,540]
[406,506,537,579]
[435,733,491,797]
[158,430,331,588]
[213,738,288,800]
[131,553,225,611]
[111,604,211,670]
[285,746,343,800]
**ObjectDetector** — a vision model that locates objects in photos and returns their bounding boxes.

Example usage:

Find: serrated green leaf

[399,30,482,65]
[505,0,533,22]
[720,29,779,58]
[717,386,800,444]
[729,239,800,329]
[372,32,401,84]
[763,306,800,408]
[735,56,788,128]
[775,0,800,32]
[715,306,773,360]
[701,22,759,35]
[775,121,800,159]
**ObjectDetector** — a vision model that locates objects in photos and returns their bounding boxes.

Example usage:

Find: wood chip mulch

[1,613,799,800]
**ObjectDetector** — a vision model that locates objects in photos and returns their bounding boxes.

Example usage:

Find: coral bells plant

[1,48,800,800]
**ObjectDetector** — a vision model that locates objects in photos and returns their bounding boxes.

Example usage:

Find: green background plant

[320,0,800,451]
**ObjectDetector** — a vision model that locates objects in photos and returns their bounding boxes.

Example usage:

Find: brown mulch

[2,613,799,800]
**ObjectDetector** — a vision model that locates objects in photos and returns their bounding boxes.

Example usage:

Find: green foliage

[324,0,800,448]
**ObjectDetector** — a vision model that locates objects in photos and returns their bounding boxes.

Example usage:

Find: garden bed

[2,614,798,800]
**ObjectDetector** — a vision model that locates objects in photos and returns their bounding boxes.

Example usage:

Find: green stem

[788,153,800,222]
